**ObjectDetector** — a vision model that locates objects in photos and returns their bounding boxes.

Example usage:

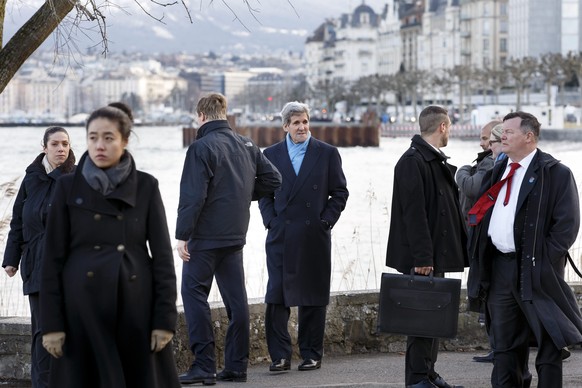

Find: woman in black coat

[40,103,180,388]
[3,126,75,388]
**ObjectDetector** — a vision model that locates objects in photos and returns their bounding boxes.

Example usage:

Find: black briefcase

[377,270,461,339]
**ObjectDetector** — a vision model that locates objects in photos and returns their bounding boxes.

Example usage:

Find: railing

[380,123,480,138]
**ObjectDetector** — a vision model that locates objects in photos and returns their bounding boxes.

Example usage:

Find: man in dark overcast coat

[386,105,468,388]
[259,101,348,373]
[468,111,582,388]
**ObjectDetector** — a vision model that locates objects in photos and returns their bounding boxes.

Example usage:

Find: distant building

[399,0,425,72]
[459,0,509,69]
[378,1,403,75]
[304,20,336,89]
[508,0,582,57]
[304,3,381,87]
[418,0,461,71]
[9,66,74,121]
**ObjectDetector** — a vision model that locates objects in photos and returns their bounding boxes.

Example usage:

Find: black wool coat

[386,135,468,274]
[259,137,348,307]
[3,152,75,295]
[40,152,180,388]
[468,150,582,349]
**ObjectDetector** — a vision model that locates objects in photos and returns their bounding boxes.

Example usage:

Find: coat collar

[196,120,231,139]
[288,137,322,201]
[26,152,71,182]
[410,134,457,183]
[270,137,323,203]
[68,152,138,215]
[475,149,492,164]
[410,134,448,164]
[270,141,296,186]
[491,149,557,213]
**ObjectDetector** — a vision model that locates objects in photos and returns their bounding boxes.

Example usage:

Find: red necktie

[467,163,521,226]
[503,163,521,206]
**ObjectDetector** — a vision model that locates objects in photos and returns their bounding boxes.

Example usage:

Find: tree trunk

[0,0,8,48]
[0,0,75,94]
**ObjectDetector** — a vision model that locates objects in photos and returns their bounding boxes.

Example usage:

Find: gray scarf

[82,151,132,195]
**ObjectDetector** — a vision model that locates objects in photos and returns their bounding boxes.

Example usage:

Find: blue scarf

[286,132,311,175]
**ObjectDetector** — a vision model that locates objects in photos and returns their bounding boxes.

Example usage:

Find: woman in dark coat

[40,103,180,388]
[3,126,75,388]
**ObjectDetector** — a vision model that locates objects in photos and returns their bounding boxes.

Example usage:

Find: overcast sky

[4,1,392,54]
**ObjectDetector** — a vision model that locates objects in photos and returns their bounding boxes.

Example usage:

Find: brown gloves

[42,332,66,358]
[42,329,172,356]
[150,329,173,352]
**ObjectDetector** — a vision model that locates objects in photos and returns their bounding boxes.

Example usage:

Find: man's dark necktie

[467,162,521,226]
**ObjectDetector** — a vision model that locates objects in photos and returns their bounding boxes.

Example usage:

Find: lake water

[1,126,581,317]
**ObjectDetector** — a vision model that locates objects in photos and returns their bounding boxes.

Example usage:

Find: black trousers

[404,272,444,385]
[405,336,439,385]
[487,254,562,388]
[29,293,50,388]
[265,303,326,362]
[181,246,249,373]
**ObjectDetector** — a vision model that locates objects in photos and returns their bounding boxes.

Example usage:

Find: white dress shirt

[488,149,537,253]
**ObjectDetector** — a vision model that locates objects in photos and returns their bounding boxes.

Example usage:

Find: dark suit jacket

[386,134,468,274]
[468,149,582,349]
[259,136,348,307]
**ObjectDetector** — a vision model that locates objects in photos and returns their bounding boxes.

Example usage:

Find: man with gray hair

[259,101,348,373]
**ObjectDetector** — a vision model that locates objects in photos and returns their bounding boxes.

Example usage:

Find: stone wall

[2,285,582,382]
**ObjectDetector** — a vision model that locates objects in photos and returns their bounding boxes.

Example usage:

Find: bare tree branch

[0,0,76,94]
[0,0,294,94]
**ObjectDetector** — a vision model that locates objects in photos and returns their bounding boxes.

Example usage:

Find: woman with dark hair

[2,126,76,388]
[40,104,180,388]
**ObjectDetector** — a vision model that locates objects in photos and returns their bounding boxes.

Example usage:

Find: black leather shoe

[298,358,321,371]
[217,369,247,382]
[406,379,437,388]
[472,351,494,363]
[179,365,216,385]
[562,347,571,360]
[269,358,291,372]
[430,374,463,388]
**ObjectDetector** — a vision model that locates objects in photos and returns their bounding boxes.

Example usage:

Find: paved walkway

[2,350,580,387]
[205,350,582,387]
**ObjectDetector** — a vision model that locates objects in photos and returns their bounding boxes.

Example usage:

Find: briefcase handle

[409,269,434,284]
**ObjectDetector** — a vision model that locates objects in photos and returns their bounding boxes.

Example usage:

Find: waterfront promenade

[215,349,582,387]
[2,349,580,387]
